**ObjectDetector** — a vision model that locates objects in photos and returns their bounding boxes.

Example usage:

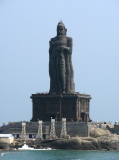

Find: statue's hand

[64,47,70,52]
[58,46,70,52]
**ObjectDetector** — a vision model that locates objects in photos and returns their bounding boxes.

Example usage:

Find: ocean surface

[0,150,119,160]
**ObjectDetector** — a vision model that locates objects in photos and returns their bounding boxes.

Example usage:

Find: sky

[0,0,119,126]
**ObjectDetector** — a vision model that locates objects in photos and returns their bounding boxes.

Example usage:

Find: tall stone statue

[31,21,91,123]
[49,21,75,94]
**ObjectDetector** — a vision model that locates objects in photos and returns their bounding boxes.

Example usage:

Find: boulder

[48,135,119,151]
[90,127,110,138]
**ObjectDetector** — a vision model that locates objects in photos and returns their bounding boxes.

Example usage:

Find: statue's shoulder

[65,36,72,43]
[50,36,57,42]
[65,36,72,41]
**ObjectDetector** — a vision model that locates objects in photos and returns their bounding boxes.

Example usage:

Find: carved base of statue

[30,92,91,122]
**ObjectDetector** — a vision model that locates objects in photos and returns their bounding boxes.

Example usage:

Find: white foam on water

[0,152,16,156]
[1,153,4,156]
[18,144,52,150]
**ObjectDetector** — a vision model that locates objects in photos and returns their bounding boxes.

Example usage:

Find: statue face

[57,26,66,36]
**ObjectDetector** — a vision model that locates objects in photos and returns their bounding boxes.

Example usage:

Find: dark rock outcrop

[0,143,13,152]
[46,135,119,151]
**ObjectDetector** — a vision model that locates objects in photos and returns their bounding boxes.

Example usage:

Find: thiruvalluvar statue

[49,21,75,94]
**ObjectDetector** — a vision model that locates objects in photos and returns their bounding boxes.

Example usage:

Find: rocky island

[1,127,119,152]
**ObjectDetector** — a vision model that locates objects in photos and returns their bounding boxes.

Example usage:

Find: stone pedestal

[30,92,91,122]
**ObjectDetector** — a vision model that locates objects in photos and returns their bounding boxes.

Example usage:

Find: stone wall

[39,122,89,137]
[107,124,119,135]
[0,121,112,139]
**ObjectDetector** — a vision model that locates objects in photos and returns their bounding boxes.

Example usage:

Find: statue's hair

[57,21,65,28]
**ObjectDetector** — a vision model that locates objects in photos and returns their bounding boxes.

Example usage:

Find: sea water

[0,150,119,160]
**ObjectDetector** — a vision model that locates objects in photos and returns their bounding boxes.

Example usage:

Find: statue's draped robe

[49,36,74,93]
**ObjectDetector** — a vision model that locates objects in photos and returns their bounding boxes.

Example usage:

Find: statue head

[57,21,67,36]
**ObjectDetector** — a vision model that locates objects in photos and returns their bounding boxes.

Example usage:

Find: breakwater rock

[42,135,119,151]
[40,127,119,151]
[0,143,13,152]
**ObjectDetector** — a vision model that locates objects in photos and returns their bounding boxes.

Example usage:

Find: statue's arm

[63,37,72,54]
[49,39,54,56]
[67,37,72,53]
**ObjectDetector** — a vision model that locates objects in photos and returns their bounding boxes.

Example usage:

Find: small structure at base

[0,134,14,144]
[38,120,43,139]
[50,119,56,139]
[21,122,26,141]
[61,118,67,138]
